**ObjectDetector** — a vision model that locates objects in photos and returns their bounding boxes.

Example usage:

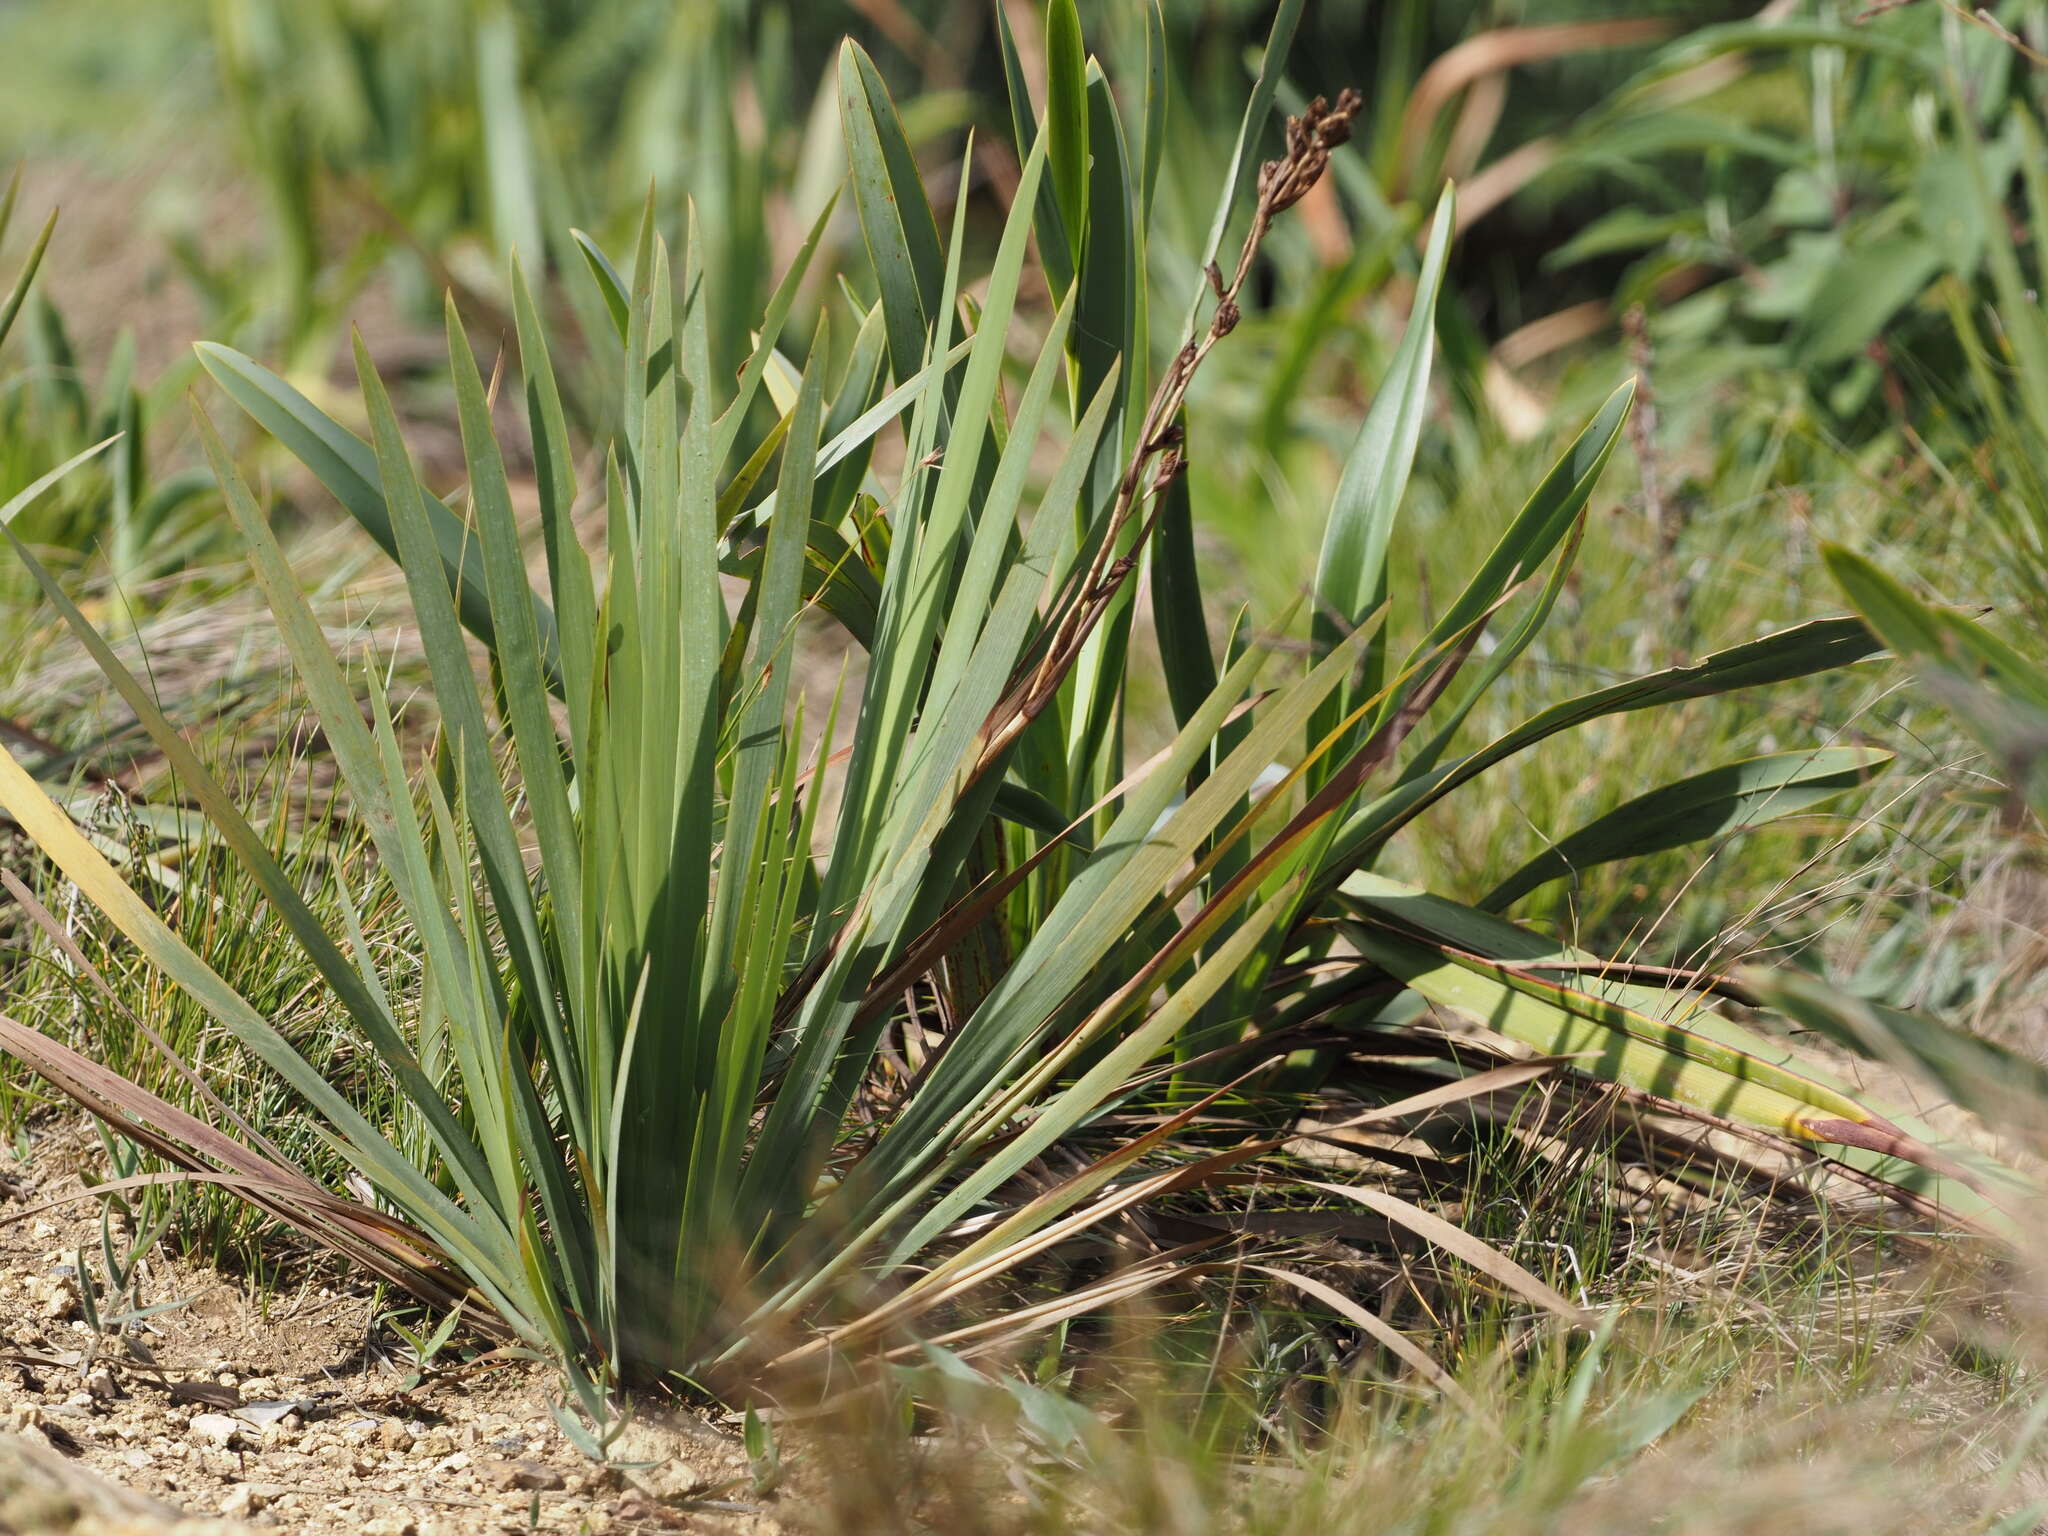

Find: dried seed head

[1211,296,1241,337]
[1259,88,1366,216]
[1321,89,1364,149]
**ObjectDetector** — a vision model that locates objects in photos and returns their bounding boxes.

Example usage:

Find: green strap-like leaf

[572,228,632,343]
[1149,452,1216,743]
[712,189,839,471]
[1183,0,1306,336]
[1138,0,1167,228]
[1756,971,2048,1126]
[194,342,563,693]
[1482,746,1893,911]
[446,298,588,1094]
[995,1,1074,299]
[1347,924,1890,1147]
[354,332,574,1141]
[1044,0,1089,279]
[0,206,55,355]
[838,39,944,382]
[1322,614,1885,889]
[1310,184,1454,756]
[1403,380,1634,697]
[511,260,599,761]
[710,316,824,990]
[1340,873,2018,1230]
[1826,543,2048,817]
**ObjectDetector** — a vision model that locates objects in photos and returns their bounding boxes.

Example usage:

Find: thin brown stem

[973,90,1367,779]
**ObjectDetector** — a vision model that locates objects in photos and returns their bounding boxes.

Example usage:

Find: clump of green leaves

[0,11,1998,1439]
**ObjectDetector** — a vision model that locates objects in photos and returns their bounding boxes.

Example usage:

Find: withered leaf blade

[169,1378,240,1409]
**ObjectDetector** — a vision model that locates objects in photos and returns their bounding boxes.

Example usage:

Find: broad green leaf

[812,297,890,522]
[710,317,825,988]
[1790,233,1941,366]
[1408,381,1634,684]
[572,227,632,342]
[446,297,586,1037]
[1347,920,1910,1152]
[723,325,978,553]
[1397,515,1587,786]
[1150,455,1217,741]
[712,189,839,470]
[1138,0,1167,227]
[354,331,577,1159]
[512,260,599,758]
[1076,60,1137,437]
[1061,64,1141,804]
[995,1,1073,298]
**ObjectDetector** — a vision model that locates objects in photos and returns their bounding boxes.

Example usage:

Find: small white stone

[190,1411,248,1449]
[34,1274,78,1319]
[219,1484,269,1519]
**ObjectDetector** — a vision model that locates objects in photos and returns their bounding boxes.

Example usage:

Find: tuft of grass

[783,1147,2038,1536]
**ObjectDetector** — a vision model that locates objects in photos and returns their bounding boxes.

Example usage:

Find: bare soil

[0,1124,784,1535]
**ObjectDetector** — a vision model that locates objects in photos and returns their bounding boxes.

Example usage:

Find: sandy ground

[0,1123,784,1535]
